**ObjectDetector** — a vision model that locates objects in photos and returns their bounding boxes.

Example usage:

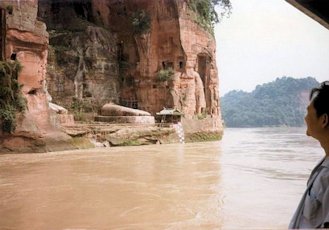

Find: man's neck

[320,135,329,156]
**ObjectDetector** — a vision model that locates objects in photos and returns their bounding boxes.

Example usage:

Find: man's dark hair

[310,81,329,118]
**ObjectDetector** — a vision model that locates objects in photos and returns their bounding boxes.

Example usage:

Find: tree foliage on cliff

[131,10,151,35]
[188,0,231,33]
[0,61,26,133]
[157,68,174,82]
[221,77,319,127]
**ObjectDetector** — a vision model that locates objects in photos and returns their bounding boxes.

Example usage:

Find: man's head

[310,81,329,118]
[305,81,329,139]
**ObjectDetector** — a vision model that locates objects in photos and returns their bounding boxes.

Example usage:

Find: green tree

[0,61,26,133]
[221,77,319,127]
[188,0,231,34]
[131,10,151,35]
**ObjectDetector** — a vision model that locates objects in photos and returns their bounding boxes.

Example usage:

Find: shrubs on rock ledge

[157,68,174,82]
[0,61,26,133]
[131,10,151,35]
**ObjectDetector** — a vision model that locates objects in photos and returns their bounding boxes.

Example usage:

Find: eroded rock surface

[0,1,91,153]
[0,0,223,152]
[41,0,222,121]
[100,103,151,116]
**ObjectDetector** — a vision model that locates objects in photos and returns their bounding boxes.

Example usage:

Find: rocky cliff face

[0,1,91,152]
[39,0,120,111]
[0,0,223,152]
[93,0,220,118]
[40,0,222,119]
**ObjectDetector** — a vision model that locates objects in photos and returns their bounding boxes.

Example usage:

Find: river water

[0,127,324,229]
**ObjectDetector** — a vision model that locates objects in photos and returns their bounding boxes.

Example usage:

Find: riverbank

[63,121,223,148]
[0,116,223,153]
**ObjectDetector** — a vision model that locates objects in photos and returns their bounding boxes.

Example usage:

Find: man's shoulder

[322,157,329,169]
[316,166,329,195]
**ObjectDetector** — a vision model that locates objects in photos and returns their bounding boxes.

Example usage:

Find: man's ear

[321,113,329,128]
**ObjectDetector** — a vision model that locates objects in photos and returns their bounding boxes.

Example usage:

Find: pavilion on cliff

[155,108,184,125]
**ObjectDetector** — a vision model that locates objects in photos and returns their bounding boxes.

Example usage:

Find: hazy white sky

[215,0,329,96]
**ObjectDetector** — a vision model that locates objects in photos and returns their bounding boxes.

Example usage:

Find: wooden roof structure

[286,0,329,30]
[155,108,184,124]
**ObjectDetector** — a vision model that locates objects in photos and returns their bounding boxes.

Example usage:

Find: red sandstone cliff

[93,0,223,132]
[39,0,222,119]
[0,0,223,152]
[93,0,221,118]
[0,1,91,152]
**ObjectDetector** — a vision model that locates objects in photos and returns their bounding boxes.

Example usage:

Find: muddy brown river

[0,127,323,229]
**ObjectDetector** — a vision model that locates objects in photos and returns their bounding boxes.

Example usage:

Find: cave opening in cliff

[0,7,5,61]
[72,0,93,21]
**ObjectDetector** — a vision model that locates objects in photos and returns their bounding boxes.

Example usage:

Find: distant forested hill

[221,77,320,127]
